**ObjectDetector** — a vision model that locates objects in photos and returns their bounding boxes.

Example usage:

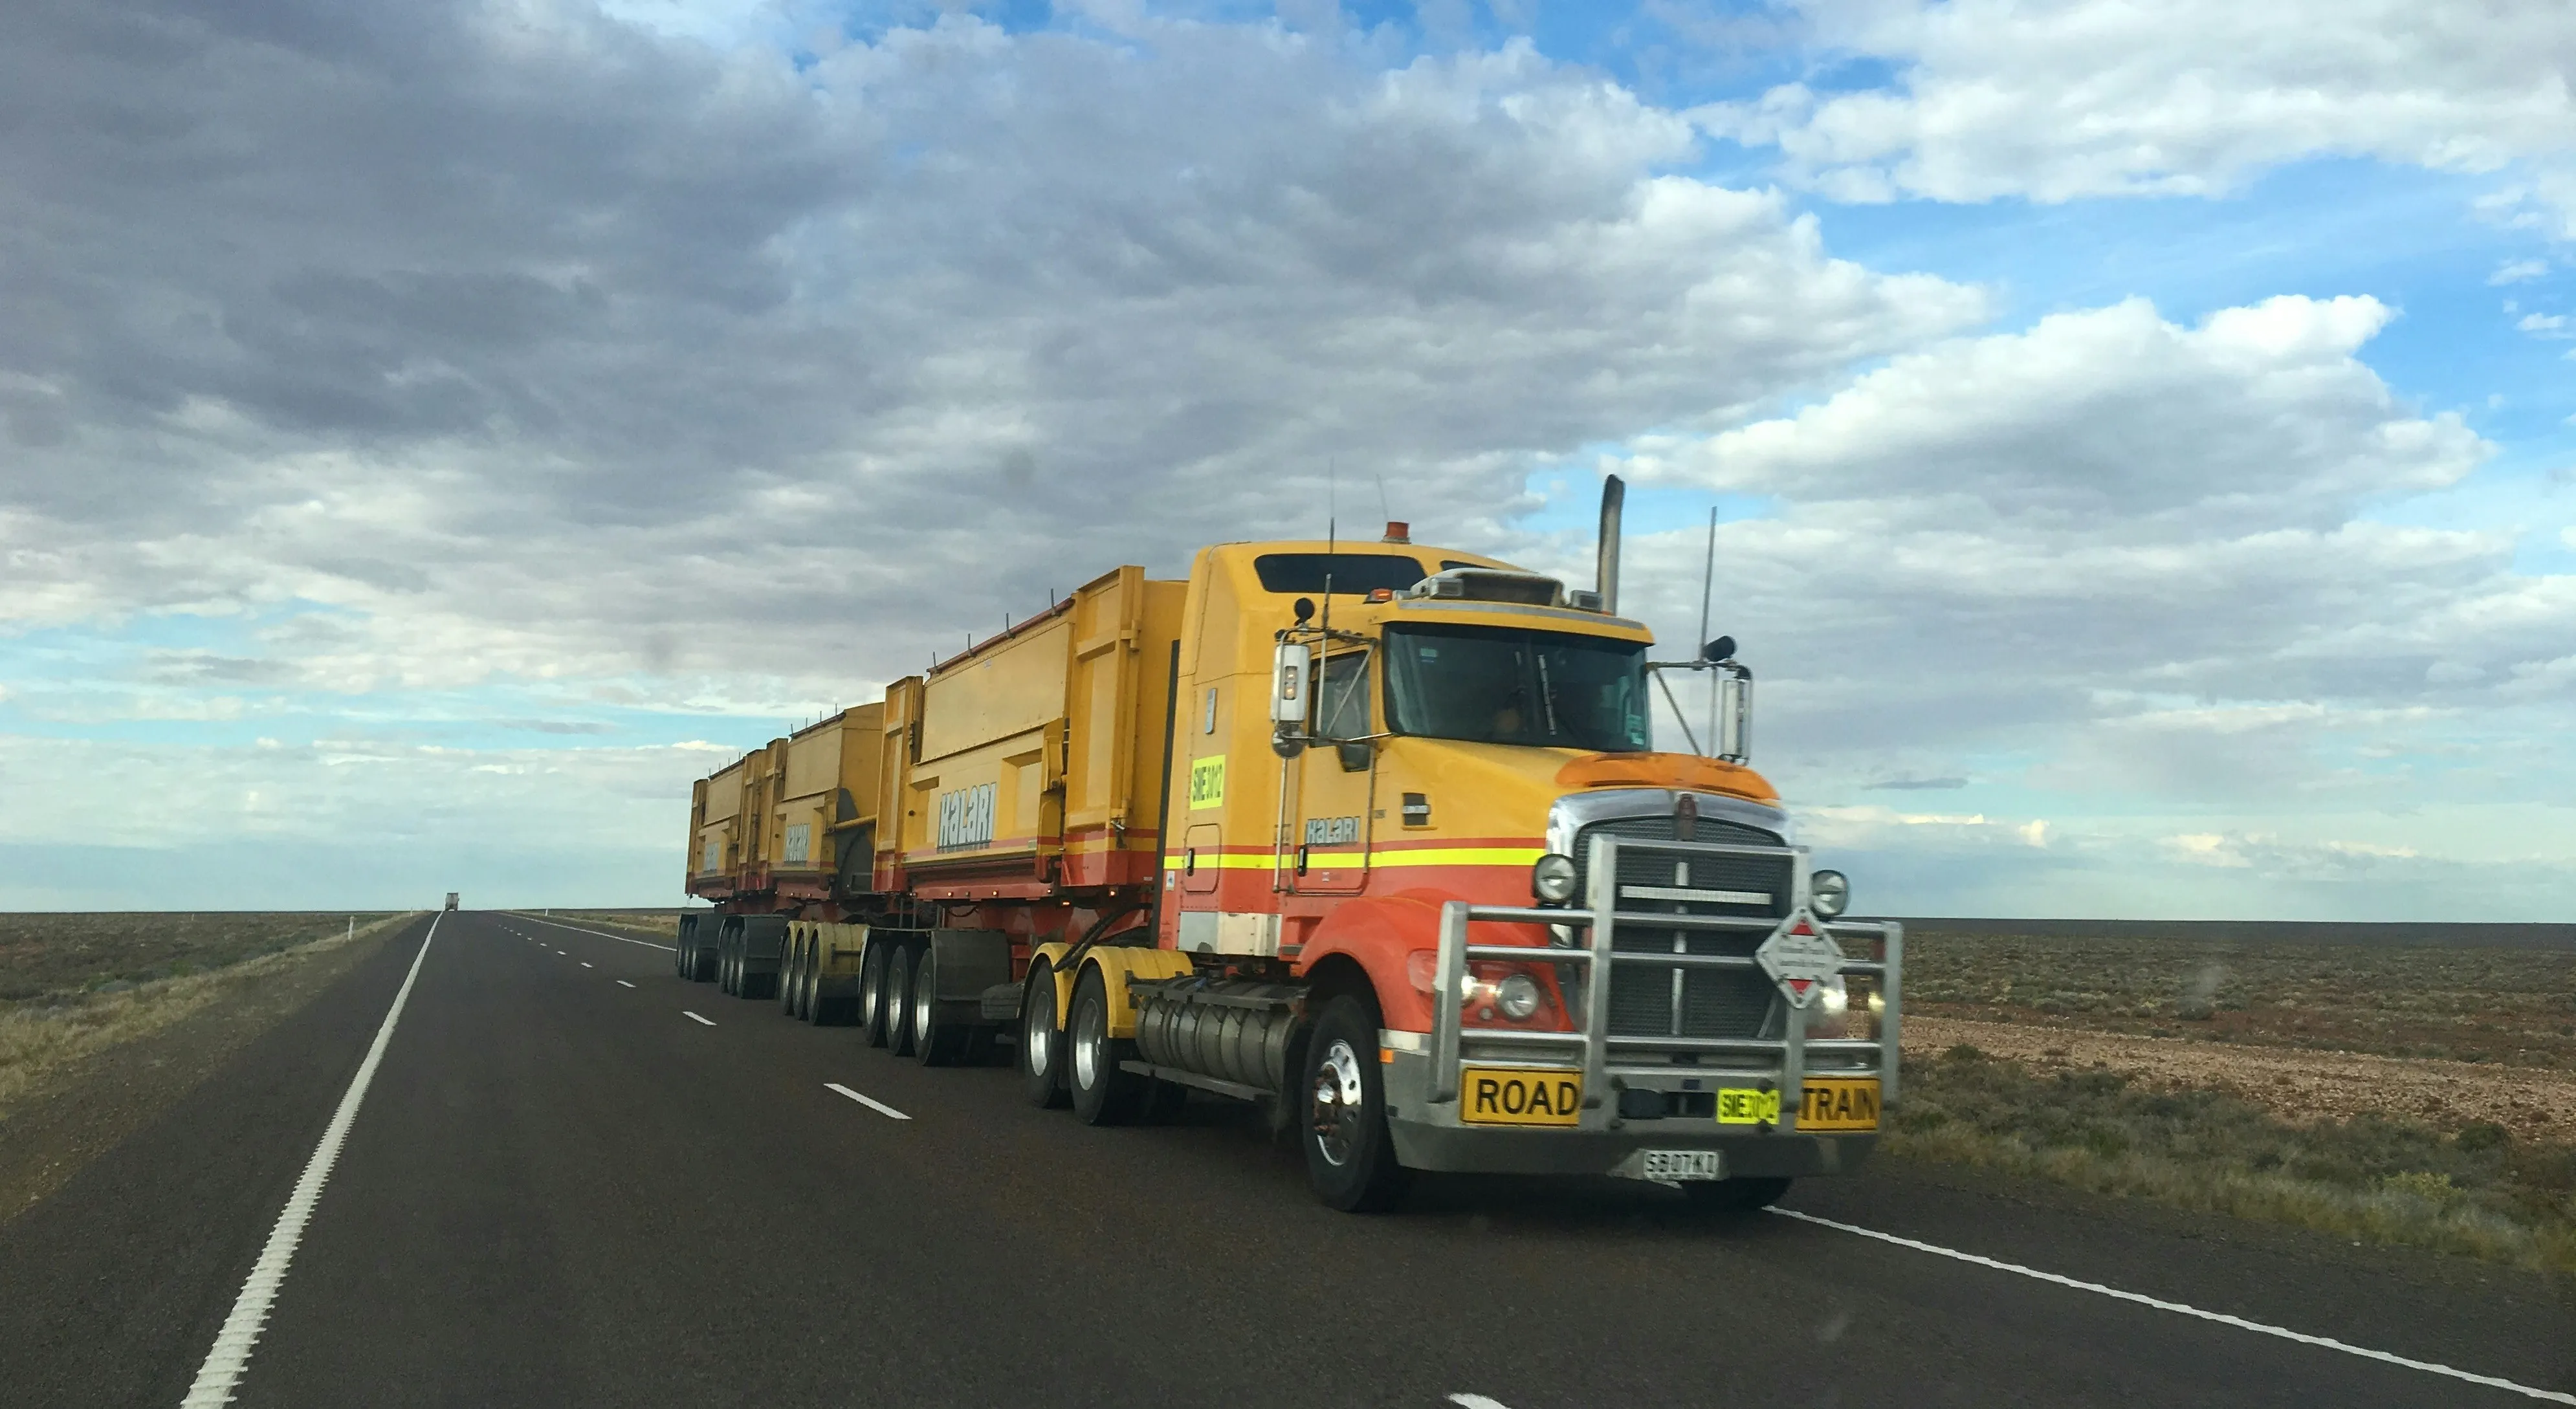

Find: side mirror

[1270,641,1312,724]
[1703,635,1735,663]
[1715,668,1752,763]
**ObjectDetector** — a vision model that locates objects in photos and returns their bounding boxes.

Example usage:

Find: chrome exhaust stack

[1595,474,1624,615]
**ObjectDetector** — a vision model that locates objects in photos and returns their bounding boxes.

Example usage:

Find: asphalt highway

[4,911,2570,1406]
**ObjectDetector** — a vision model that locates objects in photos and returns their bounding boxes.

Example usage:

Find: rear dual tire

[1019,963,1069,1108]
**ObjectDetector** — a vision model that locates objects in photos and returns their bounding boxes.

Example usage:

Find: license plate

[1640,1150,1725,1181]
[1715,1087,1781,1125]
[1798,1078,1881,1131]
[1460,1066,1582,1126]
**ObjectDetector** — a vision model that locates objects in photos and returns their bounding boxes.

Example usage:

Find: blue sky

[3,0,2571,916]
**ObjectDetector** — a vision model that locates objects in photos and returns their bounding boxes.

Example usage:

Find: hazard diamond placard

[1755,910,1845,1007]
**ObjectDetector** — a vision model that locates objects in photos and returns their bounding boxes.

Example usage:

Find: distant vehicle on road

[676,479,1895,1212]
[443,893,459,912]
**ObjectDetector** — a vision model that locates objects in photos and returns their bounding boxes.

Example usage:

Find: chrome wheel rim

[1024,988,1051,1076]
[912,961,934,1050]
[1072,997,1100,1089]
[1311,1038,1366,1168]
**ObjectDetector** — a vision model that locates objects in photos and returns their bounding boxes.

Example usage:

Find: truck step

[1120,1060,1266,1102]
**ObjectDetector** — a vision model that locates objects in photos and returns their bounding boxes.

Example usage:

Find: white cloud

[0,11,1983,706]
[2518,312,2571,336]
[1706,0,2576,231]
[2491,258,2551,284]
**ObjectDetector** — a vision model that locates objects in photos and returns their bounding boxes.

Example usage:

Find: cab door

[1291,649,1375,895]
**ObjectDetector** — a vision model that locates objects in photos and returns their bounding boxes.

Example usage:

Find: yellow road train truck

[679,480,1899,1211]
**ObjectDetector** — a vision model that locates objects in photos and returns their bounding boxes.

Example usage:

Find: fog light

[1496,973,1543,1021]
[1531,853,1578,903]
[1809,869,1849,918]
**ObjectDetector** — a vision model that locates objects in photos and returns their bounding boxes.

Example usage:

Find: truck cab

[1139,523,1895,1208]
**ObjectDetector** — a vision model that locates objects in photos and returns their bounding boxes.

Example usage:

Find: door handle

[1295,844,1310,876]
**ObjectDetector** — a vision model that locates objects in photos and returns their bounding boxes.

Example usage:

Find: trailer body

[679,512,1897,1210]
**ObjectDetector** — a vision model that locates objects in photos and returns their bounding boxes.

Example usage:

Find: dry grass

[1905,930,2576,1070]
[0,912,413,1117]
[1890,1045,2576,1275]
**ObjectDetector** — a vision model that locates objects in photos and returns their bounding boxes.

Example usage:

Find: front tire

[1067,967,1146,1126]
[1018,963,1069,1108]
[1303,994,1411,1212]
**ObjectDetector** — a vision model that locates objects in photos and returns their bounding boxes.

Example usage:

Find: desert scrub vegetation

[1890,1045,2576,1275]
[547,910,683,937]
[0,912,406,1115]
[1904,931,2576,1071]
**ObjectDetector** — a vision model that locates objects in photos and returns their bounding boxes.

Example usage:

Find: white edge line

[615,979,635,988]
[1770,1208,2576,1405]
[511,913,677,952]
[683,1010,715,1026]
[181,914,442,1408]
[826,1082,911,1120]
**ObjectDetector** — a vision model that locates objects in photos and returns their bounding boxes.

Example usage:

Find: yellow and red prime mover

[678,484,1899,1211]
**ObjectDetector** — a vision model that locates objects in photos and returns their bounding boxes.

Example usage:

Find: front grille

[1574,814,1790,1043]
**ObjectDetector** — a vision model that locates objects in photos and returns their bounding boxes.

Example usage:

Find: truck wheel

[1068,967,1147,1126]
[912,948,967,1067]
[1018,963,1069,1108]
[1682,1177,1791,1212]
[859,943,891,1047]
[779,936,802,1016]
[884,945,918,1057]
[1303,994,1411,1212]
[691,941,716,983]
[719,939,737,996]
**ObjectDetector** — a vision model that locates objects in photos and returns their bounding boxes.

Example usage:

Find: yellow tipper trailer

[677,481,1900,1213]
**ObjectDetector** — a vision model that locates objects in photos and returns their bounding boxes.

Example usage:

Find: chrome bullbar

[1428,831,1902,1128]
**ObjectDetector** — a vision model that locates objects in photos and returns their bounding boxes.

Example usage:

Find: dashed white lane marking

[1448,1397,1511,1409]
[512,913,678,953]
[580,962,593,968]
[683,1010,716,1026]
[556,949,567,955]
[615,979,635,988]
[826,1083,911,1120]
[1770,1208,2576,1404]
[181,915,442,1408]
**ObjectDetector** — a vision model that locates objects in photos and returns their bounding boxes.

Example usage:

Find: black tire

[1018,963,1069,1108]
[911,946,967,1067]
[1067,967,1147,1126]
[884,945,918,1057]
[674,927,691,979]
[1682,1176,1792,1212]
[690,940,716,983]
[859,943,892,1048]
[780,935,802,1016]
[719,935,738,996]
[1302,994,1411,1212]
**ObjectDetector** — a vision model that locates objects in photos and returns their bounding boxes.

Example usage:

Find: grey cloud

[0,5,1983,703]
[1865,776,1967,791]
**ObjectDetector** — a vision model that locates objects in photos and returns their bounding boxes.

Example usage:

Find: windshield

[1384,623,1650,752]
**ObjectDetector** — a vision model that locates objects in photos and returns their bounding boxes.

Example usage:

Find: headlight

[1805,975,1849,1032]
[1495,973,1543,1021]
[1530,853,1578,903]
[1809,868,1849,918]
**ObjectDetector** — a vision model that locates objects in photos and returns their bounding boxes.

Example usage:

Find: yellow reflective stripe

[1161,846,1545,870]
[1372,847,1545,868]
